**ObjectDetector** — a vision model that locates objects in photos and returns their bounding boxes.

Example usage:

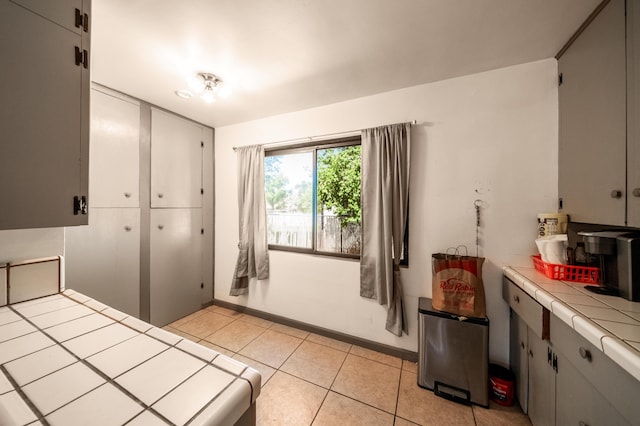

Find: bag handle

[445,245,469,258]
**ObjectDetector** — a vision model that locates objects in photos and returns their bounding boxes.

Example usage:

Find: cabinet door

[509,313,528,413]
[0,1,88,229]
[201,127,214,304]
[150,109,203,208]
[527,329,555,426]
[150,208,202,327]
[628,0,640,227]
[11,0,84,33]
[558,0,626,226]
[555,350,630,426]
[65,208,140,317]
[90,88,140,208]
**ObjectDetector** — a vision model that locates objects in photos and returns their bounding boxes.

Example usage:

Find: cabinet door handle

[74,47,88,69]
[124,226,132,232]
[158,225,164,230]
[513,295,520,303]
[520,341,525,350]
[157,193,164,199]
[633,188,640,197]
[528,349,533,358]
[579,421,589,426]
[124,192,131,198]
[579,346,592,362]
[610,189,623,199]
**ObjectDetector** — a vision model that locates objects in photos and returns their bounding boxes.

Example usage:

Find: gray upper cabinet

[628,1,640,226]
[11,0,85,33]
[558,0,627,226]
[0,0,90,230]
[89,88,140,208]
[150,109,203,209]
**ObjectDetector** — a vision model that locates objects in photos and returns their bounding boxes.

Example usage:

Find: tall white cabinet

[65,87,214,326]
[66,88,141,317]
[149,108,212,326]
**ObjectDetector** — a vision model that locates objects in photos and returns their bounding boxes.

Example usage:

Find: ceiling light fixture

[183,72,232,104]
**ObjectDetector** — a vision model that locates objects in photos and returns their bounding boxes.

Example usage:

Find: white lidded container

[537,213,569,237]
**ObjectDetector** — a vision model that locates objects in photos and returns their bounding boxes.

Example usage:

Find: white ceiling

[91,0,601,128]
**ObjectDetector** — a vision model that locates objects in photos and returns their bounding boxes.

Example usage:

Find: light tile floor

[165,305,531,426]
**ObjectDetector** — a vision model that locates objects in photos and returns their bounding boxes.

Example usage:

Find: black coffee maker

[578,231,640,301]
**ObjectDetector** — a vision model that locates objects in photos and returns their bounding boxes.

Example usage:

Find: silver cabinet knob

[611,190,623,199]
[579,346,592,362]
[633,188,640,197]
[124,192,131,198]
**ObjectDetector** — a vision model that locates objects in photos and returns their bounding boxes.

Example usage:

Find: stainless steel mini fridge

[418,297,489,407]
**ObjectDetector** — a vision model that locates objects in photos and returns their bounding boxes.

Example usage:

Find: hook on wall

[474,199,482,256]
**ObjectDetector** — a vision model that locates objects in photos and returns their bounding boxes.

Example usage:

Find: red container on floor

[488,364,514,406]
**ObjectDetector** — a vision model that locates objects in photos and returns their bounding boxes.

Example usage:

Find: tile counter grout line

[0,364,48,425]
[184,376,249,426]
[55,293,261,424]
[6,300,175,425]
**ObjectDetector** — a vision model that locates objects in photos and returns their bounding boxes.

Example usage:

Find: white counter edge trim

[503,266,640,382]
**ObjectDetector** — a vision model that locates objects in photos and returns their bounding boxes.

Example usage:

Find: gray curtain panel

[360,123,411,336]
[230,145,269,296]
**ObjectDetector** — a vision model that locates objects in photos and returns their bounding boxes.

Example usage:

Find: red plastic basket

[531,255,600,284]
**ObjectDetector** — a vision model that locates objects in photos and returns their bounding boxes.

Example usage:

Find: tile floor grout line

[200,315,270,354]
[393,365,403,420]
[170,308,530,426]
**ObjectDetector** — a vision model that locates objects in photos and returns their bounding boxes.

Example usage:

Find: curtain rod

[232,120,416,151]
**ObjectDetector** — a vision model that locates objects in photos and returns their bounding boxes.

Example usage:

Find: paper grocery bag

[431,253,486,318]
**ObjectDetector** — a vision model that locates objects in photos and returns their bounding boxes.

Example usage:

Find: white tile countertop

[0,289,261,426]
[504,265,640,382]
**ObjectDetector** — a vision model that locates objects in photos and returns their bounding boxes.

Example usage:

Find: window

[264,136,409,264]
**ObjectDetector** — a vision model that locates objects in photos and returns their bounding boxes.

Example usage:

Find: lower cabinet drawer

[503,277,549,339]
[551,315,640,424]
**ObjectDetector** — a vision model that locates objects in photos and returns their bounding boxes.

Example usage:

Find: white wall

[0,228,64,264]
[215,58,559,364]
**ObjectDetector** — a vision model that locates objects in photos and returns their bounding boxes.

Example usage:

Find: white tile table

[0,290,260,425]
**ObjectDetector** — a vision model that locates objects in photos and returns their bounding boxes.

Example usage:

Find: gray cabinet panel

[0,0,89,229]
[509,313,528,413]
[551,315,639,424]
[89,88,140,208]
[150,208,202,327]
[65,208,140,317]
[527,328,555,426]
[150,109,203,209]
[11,0,84,33]
[558,0,626,225]
[628,0,640,227]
